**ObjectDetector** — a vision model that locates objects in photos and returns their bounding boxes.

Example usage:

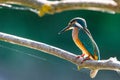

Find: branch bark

[0,0,120,16]
[0,32,120,78]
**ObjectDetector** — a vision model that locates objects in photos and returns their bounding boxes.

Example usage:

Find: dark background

[0,6,120,80]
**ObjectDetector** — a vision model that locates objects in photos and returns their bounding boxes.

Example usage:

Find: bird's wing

[78,28,100,60]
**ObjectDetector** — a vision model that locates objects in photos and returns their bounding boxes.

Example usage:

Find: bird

[59,17,100,63]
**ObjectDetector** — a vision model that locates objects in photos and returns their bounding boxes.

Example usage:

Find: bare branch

[0,32,120,78]
[0,0,120,78]
[0,0,120,16]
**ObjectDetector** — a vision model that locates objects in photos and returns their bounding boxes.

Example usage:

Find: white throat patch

[75,22,83,29]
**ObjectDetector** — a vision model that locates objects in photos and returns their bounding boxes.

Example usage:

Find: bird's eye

[70,21,73,24]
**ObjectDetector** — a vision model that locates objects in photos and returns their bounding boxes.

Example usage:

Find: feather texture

[78,27,100,60]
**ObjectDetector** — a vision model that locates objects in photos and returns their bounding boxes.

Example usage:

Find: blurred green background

[0,5,120,80]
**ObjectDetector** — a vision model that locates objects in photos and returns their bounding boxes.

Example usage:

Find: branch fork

[0,32,120,78]
[0,0,120,78]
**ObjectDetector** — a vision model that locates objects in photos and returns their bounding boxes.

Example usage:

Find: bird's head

[59,17,87,34]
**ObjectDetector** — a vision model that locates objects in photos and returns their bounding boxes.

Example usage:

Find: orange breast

[72,27,94,59]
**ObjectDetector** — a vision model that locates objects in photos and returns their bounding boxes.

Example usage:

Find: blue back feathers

[70,17,100,60]
[79,28,100,60]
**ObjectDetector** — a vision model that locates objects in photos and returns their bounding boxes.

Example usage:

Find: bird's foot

[81,56,90,64]
[76,54,85,58]
[76,54,90,64]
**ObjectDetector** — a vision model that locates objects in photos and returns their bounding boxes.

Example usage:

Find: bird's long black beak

[58,26,70,34]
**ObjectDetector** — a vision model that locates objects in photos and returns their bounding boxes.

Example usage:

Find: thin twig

[0,0,120,16]
[0,32,120,78]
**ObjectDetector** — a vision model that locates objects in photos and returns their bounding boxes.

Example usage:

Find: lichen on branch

[0,0,120,16]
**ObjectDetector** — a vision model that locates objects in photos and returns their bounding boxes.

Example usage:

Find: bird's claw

[76,54,90,64]
[81,56,90,64]
[76,54,85,58]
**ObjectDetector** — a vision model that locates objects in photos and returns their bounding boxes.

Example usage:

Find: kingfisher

[59,17,100,63]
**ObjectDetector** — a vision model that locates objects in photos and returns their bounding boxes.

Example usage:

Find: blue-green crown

[70,17,87,28]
